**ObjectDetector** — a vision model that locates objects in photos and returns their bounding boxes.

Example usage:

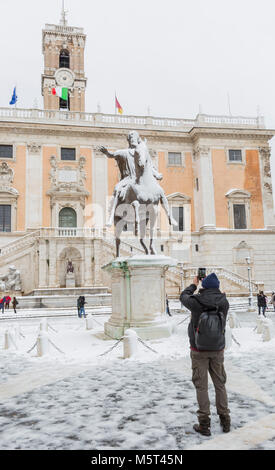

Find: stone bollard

[123,329,138,359]
[256,317,264,334]
[86,317,93,330]
[4,329,17,350]
[225,327,232,350]
[228,312,241,329]
[37,331,49,357]
[262,319,274,342]
[39,319,48,332]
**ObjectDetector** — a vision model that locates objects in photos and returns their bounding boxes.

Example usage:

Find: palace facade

[0,13,275,296]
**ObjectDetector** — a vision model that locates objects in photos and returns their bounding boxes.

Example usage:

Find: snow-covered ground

[0,302,275,450]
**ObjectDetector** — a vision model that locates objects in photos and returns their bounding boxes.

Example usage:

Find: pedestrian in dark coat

[166,295,172,316]
[270,292,275,312]
[257,291,267,317]
[12,297,18,313]
[180,272,230,436]
[78,296,87,318]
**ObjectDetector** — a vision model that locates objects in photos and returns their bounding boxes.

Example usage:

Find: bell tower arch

[41,2,87,112]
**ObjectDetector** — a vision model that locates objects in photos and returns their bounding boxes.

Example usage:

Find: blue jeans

[258,306,266,316]
[78,306,86,318]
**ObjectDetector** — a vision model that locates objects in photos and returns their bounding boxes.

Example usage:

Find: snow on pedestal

[262,318,274,342]
[102,255,177,340]
[85,317,93,330]
[37,331,50,357]
[39,319,48,332]
[123,329,138,358]
[4,329,17,350]
[228,312,241,328]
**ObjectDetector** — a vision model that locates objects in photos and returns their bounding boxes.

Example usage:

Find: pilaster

[193,146,216,231]
[258,147,275,230]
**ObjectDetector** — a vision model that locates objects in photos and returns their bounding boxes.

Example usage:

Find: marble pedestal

[102,255,177,340]
[65,272,76,288]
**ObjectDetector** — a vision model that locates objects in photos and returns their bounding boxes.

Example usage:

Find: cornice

[189,126,275,141]
[0,121,274,144]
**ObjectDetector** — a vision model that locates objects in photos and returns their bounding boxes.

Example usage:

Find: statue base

[65,272,76,288]
[102,255,177,340]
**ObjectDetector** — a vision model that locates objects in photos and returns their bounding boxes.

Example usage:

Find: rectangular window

[0,145,13,159]
[172,206,184,231]
[168,152,182,166]
[229,149,242,162]
[0,205,11,232]
[61,147,76,161]
[196,178,199,191]
[233,204,247,229]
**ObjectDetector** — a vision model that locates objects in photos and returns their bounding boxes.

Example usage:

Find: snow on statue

[98,131,177,256]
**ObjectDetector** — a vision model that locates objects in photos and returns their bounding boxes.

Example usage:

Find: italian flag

[52,87,68,100]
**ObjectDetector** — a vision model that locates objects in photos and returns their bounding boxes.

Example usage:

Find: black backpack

[194,297,226,351]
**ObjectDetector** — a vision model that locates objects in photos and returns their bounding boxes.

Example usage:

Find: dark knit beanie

[201,272,220,289]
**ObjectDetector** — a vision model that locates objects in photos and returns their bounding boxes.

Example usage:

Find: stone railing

[169,265,258,292]
[39,227,105,238]
[196,114,265,128]
[44,23,85,35]
[0,230,40,258]
[0,107,265,131]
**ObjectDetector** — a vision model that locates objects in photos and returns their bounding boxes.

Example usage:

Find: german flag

[115,95,123,114]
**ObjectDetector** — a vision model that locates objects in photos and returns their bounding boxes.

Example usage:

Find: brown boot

[219,414,231,433]
[193,417,211,436]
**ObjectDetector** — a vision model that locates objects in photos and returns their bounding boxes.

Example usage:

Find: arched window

[59,207,77,228]
[59,49,70,69]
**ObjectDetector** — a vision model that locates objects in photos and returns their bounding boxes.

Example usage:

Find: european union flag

[9,87,18,105]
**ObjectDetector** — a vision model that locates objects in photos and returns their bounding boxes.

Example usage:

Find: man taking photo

[180,272,230,437]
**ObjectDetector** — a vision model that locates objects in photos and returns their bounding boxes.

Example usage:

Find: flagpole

[114,90,116,115]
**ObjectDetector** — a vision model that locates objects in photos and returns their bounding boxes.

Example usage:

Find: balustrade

[0,107,265,130]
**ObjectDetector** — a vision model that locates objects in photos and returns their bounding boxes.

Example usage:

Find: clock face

[55,68,74,87]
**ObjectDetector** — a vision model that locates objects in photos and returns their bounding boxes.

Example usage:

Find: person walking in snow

[78,296,87,318]
[166,295,172,316]
[257,291,267,317]
[12,297,18,313]
[5,295,11,309]
[180,272,230,437]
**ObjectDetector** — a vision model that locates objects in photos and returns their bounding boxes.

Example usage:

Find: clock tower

[42,4,87,112]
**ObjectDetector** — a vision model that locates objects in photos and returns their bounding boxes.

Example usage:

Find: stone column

[38,239,48,288]
[26,144,42,230]
[48,238,57,287]
[102,255,177,340]
[92,147,108,226]
[259,147,275,230]
[193,146,216,231]
[84,238,93,286]
[93,238,103,286]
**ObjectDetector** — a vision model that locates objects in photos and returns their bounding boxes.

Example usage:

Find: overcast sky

[1,0,275,196]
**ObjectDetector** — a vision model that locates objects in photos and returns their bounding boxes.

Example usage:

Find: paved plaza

[0,303,275,450]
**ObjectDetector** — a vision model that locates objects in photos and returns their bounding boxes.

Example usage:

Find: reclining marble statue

[98,131,177,256]
[0,265,21,291]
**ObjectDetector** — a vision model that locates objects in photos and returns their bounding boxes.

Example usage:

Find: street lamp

[245,256,253,308]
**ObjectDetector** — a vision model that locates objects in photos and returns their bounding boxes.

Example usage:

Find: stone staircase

[0,230,39,267]
[166,265,259,296]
